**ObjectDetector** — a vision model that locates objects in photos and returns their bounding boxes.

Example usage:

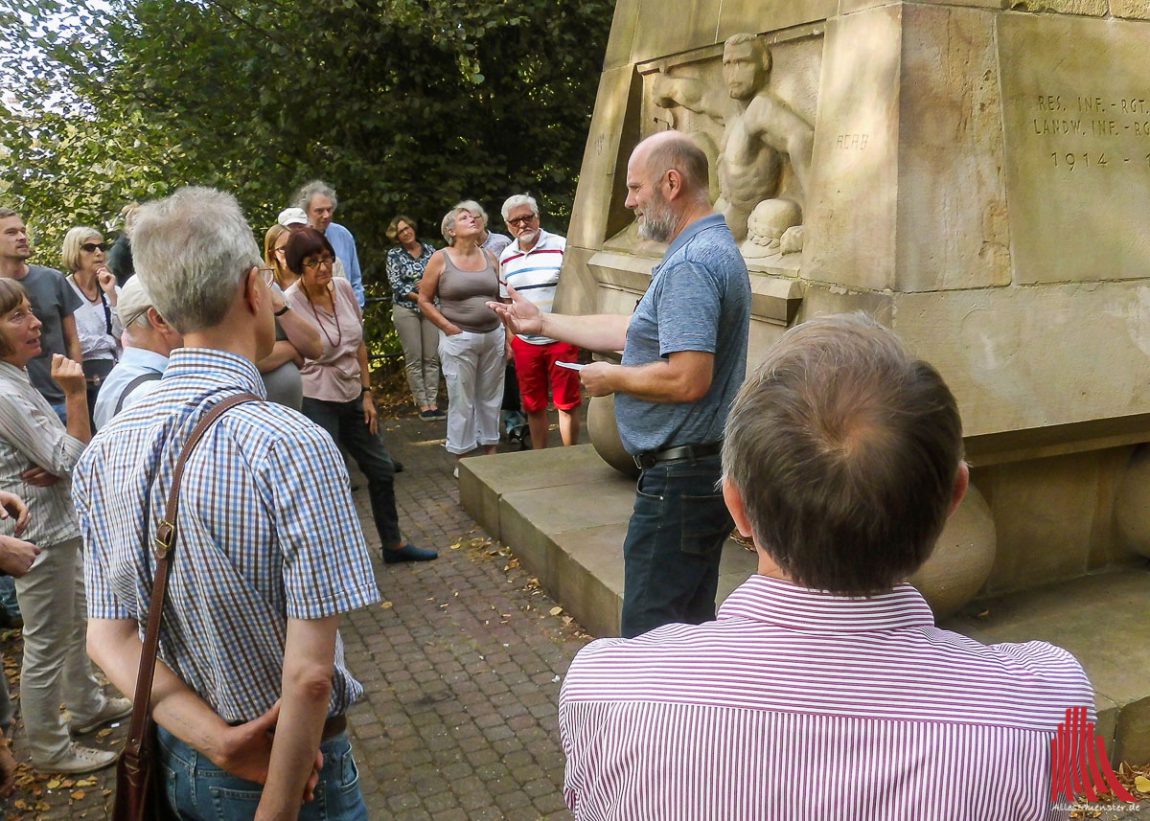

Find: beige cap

[116,275,155,327]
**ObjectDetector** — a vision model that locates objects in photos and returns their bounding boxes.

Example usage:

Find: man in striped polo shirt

[499,194,581,449]
[559,314,1094,819]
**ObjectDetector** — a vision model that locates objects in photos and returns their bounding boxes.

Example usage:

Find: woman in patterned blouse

[386,215,443,421]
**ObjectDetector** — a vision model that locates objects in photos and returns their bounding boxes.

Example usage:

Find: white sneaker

[35,742,118,774]
[70,696,133,735]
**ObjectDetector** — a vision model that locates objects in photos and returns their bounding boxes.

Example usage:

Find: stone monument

[464,0,1150,762]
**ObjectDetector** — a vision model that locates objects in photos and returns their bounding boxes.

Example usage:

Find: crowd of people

[0,132,1101,819]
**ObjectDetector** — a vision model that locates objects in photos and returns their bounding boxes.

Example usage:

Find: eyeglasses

[81,243,108,253]
[507,214,538,227]
[303,255,334,270]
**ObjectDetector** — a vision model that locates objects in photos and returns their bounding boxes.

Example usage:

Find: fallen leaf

[70,790,86,800]
[1134,774,1150,793]
[380,601,393,610]
[549,606,563,616]
[46,780,60,790]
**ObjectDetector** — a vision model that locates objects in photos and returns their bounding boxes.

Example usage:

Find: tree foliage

[0,0,614,298]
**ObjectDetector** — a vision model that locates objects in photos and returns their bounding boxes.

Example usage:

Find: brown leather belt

[322,714,347,740]
[237,713,346,739]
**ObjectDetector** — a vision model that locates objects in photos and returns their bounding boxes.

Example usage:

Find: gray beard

[637,203,675,243]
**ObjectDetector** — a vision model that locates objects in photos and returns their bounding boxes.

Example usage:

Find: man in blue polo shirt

[491,131,751,637]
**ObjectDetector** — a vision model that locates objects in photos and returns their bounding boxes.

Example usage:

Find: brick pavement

[1,407,592,819]
[2,406,1147,819]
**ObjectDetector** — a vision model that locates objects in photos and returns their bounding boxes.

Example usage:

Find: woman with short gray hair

[418,207,506,472]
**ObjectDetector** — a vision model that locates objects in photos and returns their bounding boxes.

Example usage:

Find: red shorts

[511,337,583,413]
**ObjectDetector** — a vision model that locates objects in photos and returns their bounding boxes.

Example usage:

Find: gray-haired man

[91,275,183,430]
[294,180,365,307]
[75,186,380,818]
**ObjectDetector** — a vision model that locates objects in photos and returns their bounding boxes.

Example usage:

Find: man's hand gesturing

[487,283,543,337]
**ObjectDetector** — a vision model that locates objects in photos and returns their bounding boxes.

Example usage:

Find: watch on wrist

[274,305,290,317]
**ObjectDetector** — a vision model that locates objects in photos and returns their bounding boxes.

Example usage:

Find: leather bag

[113,393,257,821]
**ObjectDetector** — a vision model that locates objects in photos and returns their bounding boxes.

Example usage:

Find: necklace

[70,273,100,302]
[306,286,342,348]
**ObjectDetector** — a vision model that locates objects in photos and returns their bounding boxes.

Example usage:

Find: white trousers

[15,537,109,764]
[439,327,505,455]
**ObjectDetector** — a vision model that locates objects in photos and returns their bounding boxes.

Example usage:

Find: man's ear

[663,168,684,201]
[947,460,970,520]
[243,265,262,314]
[722,477,753,539]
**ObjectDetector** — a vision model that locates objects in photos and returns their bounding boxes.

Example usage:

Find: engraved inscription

[1028,91,1150,170]
[998,14,1150,284]
[835,133,869,150]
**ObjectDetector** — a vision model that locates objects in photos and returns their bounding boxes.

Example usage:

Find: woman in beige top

[418,206,507,470]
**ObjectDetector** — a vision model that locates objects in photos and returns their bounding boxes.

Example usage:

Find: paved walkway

[1,408,590,820]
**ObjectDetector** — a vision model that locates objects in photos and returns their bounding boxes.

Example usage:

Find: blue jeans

[301,396,402,548]
[620,454,732,638]
[0,576,20,619]
[157,726,368,820]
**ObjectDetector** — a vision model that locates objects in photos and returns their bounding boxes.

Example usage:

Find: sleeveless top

[437,249,500,333]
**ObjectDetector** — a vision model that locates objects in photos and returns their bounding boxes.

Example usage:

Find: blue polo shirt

[615,214,751,455]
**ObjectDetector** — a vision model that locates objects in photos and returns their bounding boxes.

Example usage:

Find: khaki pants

[392,305,440,409]
[15,537,109,764]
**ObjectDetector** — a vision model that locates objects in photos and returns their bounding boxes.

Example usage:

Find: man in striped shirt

[559,314,1094,820]
[498,194,581,449]
[74,187,380,818]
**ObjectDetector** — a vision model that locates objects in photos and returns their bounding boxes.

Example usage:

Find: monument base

[461,446,1150,764]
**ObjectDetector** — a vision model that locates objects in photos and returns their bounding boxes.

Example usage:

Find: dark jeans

[158,726,368,820]
[301,396,401,548]
[620,453,732,638]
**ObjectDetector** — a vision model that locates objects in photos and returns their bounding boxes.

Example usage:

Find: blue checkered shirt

[72,348,381,722]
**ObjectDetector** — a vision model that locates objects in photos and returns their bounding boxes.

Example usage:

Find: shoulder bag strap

[122,391,260,755]
[114,372,163,416]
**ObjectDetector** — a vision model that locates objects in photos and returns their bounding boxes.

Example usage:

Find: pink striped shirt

[559,575,1094,820]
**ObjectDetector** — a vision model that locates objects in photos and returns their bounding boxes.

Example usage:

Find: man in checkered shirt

[74,186,380,819]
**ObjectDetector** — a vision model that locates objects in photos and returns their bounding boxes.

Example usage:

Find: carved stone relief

[605,30,821,263]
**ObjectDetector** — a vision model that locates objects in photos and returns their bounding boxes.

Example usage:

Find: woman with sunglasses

[257,224,321,409]
[284,227,436,564]
[61,227,121,421]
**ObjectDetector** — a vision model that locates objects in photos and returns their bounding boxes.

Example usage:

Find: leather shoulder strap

[114,372,163,415]
[123,391,260,752]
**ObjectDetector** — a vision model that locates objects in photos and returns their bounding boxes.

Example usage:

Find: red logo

[1050,706,1134,803]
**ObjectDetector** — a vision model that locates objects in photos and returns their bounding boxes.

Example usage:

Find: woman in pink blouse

[284,228,436,564]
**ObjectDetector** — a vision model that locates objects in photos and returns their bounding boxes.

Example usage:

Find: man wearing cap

[91,276,183,430]
[291,181,365,308]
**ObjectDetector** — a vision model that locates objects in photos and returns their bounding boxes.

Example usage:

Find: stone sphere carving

[587,395,640,478]
[1114,445,1150,559]
[909,482,997,619]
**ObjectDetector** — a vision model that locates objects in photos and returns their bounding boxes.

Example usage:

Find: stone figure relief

[740,198,802,260]
[651,33,815,249]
